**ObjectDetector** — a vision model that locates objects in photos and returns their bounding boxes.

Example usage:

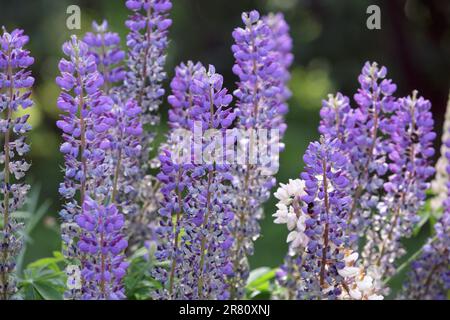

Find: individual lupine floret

[153,62,235,300]
[124,0,172,250]
[274,137,366,299]
[0,27,34,300]
[228,10,291,299]
[76,198,128,300]
[83,20,126,91]
[56,35,117,298]
[362,91,436,282]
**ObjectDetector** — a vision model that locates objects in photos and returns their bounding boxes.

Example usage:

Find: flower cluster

[318,63,436,293]
[84,20,144,247]
[76,198,129,300]
[228,10,292,299]
[362,91,436,280]
[0,28,34,300]
[153,62,235,300]
[275,137,360,299]
[124,0,172,249]
[401,102,450,299]
[56,35,129,299]
[84,20,126,91]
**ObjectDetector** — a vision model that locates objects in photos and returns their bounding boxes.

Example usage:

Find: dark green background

[0,0,449,275]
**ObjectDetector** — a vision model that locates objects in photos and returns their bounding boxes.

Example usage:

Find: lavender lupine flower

[362,91,436,282]
[228,10,291,299]
[345,62,397,233]
[0,28,34,300]
[274,138,382,300]
[83,20,126,92]
[154,62,235,300]
[84,20,144,246]
[56,36,123,299]
[431,92,450,211]
[124,0,172,249]
[401,209,449,299]
[76,198,129,300]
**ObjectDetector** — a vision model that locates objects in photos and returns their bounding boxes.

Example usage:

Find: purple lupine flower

[228,10,291,298]
[83,19,144,248]
[76,198,129,300]
[362,91,436,282]
[125,0,172,158]
[274,137,381,299]
[401,116,449,299]
[56,35,117,299]
[83,20,125,91]
[0,27,34,300]
[344,62,398,233]
[124,0,172,250]
[153,62,235,300]
[319,92,356,149]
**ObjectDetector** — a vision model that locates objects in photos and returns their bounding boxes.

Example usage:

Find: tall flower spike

[228,10,291,299]
[0,27,34,300]
[56,35,122,299]
[431,92,450,211]
[84,20,144,245]
[154,62,235,300]
[274,138,381,299]
[401,112,449,299]
[76,198,129,300]
[362,91,436,284]
[346,62,397,233]
[124,0,172,250]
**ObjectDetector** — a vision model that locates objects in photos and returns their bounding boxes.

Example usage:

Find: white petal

[338,267,360,278]
[349,288,362,300]
[368,294,384,300]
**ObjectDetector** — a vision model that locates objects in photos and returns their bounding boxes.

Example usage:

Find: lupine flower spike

[228,10,291,299]
[274,137,383,300]
[124,0,172,250]
[362,91,436,285]
[0,27,34,300]
[56,36,128,299]
[154,62,235,300]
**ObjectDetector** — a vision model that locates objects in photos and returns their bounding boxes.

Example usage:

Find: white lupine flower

[349,288,363,300]
[356,275,374,292]
[368,294,384,300]
[66,265,82,290]
[274,185,291,205]
[273,204,297,230]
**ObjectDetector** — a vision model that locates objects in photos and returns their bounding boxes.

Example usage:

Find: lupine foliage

[0,2,448,301]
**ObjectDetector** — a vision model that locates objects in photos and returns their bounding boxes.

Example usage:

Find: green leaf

[245,267,277,299]
[33,282,64,300]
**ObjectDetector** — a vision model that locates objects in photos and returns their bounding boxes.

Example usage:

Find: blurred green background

[0,0,449,277]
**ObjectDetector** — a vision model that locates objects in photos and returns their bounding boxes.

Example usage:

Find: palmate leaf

[245,267,277,299]
[19,252,66,300]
